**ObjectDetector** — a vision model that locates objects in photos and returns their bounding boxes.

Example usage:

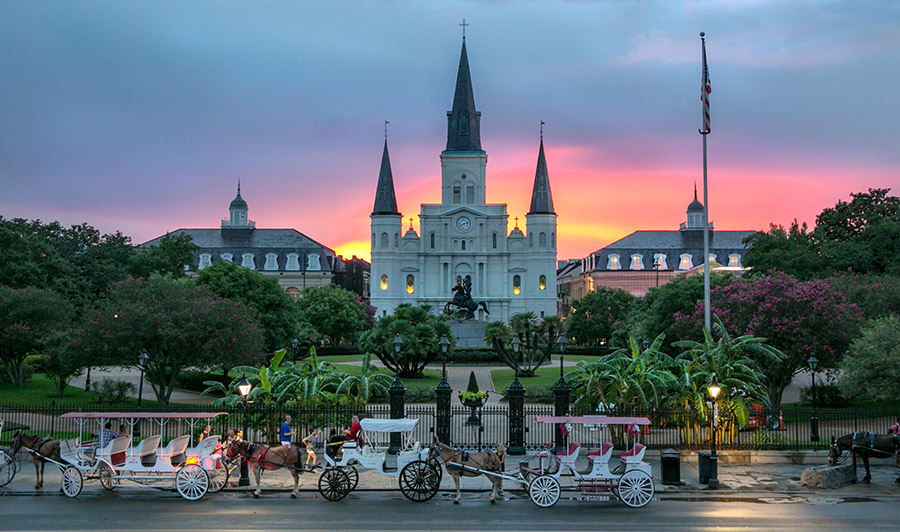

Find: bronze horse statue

[225,440,305,498]
[10,432,60,489]
[430,439,506,504]
[829,432,900,484]
[446,276,489,320]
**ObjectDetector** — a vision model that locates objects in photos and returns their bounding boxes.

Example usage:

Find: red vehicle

[745,403,785,430]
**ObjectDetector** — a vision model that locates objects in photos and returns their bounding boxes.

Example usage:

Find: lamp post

[706,374,721,489]
[134,350,149,437]
[389,334,405,453]
[435,334,452,444]
[237,374,252,487]
[552,334,569,452]
[511,335,522,373]
[556,334,567,377]
[808,355,819,442]
[439,334,450,380]
[291,338,298,364]
[642,339,650,352]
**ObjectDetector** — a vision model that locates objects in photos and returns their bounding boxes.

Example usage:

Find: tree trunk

[766,376,789,411]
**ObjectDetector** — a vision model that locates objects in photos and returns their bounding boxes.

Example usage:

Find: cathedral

[369,38,557,322]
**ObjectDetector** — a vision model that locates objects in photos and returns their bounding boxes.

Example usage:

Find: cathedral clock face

[456,216,471,232]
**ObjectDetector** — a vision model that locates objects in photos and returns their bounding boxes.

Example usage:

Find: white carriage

[318,418,441,502]
[52,412,229,500]
[0,420,21,488]
[520,416,654,508]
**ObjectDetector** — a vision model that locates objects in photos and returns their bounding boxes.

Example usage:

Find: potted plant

[459,371,488,425]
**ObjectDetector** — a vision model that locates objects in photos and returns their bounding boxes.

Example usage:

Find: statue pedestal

[450,321,488,348]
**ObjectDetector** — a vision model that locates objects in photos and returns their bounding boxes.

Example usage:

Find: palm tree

[335,353,394,408]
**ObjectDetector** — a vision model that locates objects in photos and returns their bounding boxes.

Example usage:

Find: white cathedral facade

[370,38,557,322]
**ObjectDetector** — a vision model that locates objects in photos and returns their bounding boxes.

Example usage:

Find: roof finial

[237,179,241,197]
[384,120,390,142]
[514,216,519,229]
[459,18,469,40]
[409,217,414,231]
[694,181,698,200]
[540,120,545,141]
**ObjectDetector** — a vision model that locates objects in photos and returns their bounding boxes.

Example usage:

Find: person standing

[302,427,322,468]
[280,415,294,447]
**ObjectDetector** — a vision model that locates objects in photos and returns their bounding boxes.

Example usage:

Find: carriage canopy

[359,418,418,433]
[534,416,651,426]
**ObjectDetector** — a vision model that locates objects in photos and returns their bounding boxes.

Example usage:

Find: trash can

[661,449,683,485]
[697,451,718,487]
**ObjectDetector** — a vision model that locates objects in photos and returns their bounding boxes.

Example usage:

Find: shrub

[798,383,847,408]
[747,428,789,447]
[92,378,136,405]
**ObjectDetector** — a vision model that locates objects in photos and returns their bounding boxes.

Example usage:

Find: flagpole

[700,32,711,333]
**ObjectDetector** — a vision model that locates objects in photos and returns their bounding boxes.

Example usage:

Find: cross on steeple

[459,19,469,40]
[384,120,390,142]
[540,120,545,141]
[409,217,414,231]
[514,216,519,228]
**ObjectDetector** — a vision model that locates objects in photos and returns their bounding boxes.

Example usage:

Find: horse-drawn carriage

[20,412,229,500]
[0,420,22,487]
[318,418,441,502]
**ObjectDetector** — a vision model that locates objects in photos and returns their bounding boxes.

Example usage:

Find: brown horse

[829,432,900,484]
[225,440,304,498]
[10,432,60,489]
[430,439,506,504]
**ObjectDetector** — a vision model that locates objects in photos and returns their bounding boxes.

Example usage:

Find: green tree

[633,271,733,343]
[742,221,830,280]
[825,273,900,322]
[77,276,264,405]
[0,286,74,386]
[567,287,636,347]
[838,316,900,403]
[197,260,302,354]
[296,284,369,345]
[360,304,452,378]
[484,313,565,378]
[335,353,394,408]
[813,188,900,275]
[128,233,199,279]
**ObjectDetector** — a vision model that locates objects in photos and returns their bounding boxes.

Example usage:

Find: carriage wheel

[426,456,443,486]
[61,466,83,498]
[341,466,359,491]
[0,455,16,488]
[318,468,351,502]
[617,470,654,508]
[98,463,117,490]
[399,460,440,502]
[528,475,560,508]
[175,464,209,501]
[207,459,229,493]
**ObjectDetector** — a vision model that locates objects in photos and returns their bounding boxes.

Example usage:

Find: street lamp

[439,335,450,380]
[642,339,650,352]
[237,373,252,487]
[556,335,567,379]
[706,374,721,489]
[808,355,819,442]
[291,338,298,364]
[135,350,149,437]
[511,335,522,372]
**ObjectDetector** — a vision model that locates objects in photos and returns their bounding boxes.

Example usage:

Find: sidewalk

[4,451,897,499]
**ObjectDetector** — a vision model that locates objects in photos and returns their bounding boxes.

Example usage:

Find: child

[303,427,322,468]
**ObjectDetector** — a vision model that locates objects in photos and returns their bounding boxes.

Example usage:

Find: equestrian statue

[445,275,489,321]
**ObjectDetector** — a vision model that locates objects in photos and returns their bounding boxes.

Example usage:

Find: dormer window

[221,253,233,262]
[241,253,255,270]
[709,254,717,264]
[729,254,742,267]
[653,253,667,270]
[630,254,644,270]
[679,254,693,270]
[459,111,468,135]
[264,253,278,270]
[286,253,300,271]
[198,254,212,270]
[307,253,321,271]
[607,254,621,270]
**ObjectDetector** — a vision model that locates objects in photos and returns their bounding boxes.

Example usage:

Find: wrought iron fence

[1,402,895,452]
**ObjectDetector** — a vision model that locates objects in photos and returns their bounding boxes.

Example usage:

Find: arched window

[286,253,300,271]
[430,233,435,249]
[653,253,667,270]
[513,275,521,295]
[394,232,399,248]
[198,254,212,270]
[529,233,534,247]
[459,111,468,135]
[285,287,300,299]
[264,253,278,270]
[461,240,466,251]
[453,186,461,204]
[492,232,497,249]
[371,233,375,247]
[606,254,621,270]
[539,232,547,247]
[380,274,388,291]
[729,254,741,267]
[629,254,644,270]
[406,275,415,294]
[466,185,475,203]
[381,232,388,248]
[539,275,546,290]
[551,232,555,247]
[241,253,255,270]
[679,254,693,270]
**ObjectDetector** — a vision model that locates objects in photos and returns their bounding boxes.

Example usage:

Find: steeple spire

[528,136,555,215]
[372,139,399,215]
[445,37,482,152]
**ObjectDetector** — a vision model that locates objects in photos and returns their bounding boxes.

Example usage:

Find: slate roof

[445,39,482,152]
[528,139,555,215]
[588,229,754,271]
[372,140,399,215]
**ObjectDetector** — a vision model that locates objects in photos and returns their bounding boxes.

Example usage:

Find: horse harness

[240,442,300,470]
[444,448,503,472]
[847,432,900,458]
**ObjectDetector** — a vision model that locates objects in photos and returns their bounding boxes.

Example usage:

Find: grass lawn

[0,373,158,408]
[490,367,574,391]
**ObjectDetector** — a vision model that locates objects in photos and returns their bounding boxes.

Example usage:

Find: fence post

[389,375,406,453]
[434,372,452,445]
[506,374,526,455]
[553,367,570,452]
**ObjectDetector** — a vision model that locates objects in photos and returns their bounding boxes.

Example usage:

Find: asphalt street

[1,490,898,532]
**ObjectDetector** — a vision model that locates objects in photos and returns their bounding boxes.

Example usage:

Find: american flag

[701,34,711,134]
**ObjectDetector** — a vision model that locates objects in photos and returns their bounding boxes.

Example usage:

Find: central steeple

[445,38,482,152]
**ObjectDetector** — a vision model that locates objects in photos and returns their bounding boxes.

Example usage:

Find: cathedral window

[729,254,741,267]
[539,232,547,247]
[371,233,375,247]
[241,253,256,270]
[462,240,467,251]
[381,232,388,248]
[606,254,621,270]
[513,275,521,295]
[630,254,644,270]
[285,287,300,299]
[221,253,233,262]
[459,111,468,135]
[286,253,300,271]
[466,185,474,203]
[453,186,461,204]
[406,275,415,294]
[198,254,212,270]
[653,254,667,270]
[492,233,497,249]
[264,253,278,270]
[430,233,435,249]
[539,275,547,290]
[380,275,388,291]
[529,233,534,247]
[679,254,693,270]
[394,232,399,248]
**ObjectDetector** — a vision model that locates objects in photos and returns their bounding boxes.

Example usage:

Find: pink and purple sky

[1,1,898,262]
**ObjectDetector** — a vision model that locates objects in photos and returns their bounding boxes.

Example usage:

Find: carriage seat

[132,435,161,467]
[619,443,646,462]
[556,443,581,463]
[362,444,384,459]
[193,435,220,458]
[159,435,191,467]
[59,439,82,465]
[99,436,132,467]
[586,442,614,463]
[398,441,421,457]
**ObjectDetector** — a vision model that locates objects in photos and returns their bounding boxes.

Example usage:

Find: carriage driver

[327,415,364,458]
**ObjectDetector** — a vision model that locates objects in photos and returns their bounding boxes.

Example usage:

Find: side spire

[528,132,555,215]
[372,139,399,215]
[445,36,482,152]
